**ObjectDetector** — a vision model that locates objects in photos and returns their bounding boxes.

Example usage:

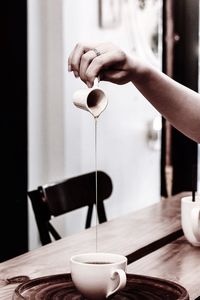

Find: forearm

[68,42,200,143]
[132,64,200,143]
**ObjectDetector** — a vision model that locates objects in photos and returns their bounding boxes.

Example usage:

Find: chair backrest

[28,171,113,245]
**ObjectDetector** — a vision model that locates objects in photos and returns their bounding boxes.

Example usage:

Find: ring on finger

[92,48,101,57]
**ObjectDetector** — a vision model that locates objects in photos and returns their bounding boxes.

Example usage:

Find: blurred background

[1,0,199,261]
[28,0,162,250]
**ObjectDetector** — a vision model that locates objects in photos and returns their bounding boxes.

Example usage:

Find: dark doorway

[0,1,28,261]
[161,0,198,197]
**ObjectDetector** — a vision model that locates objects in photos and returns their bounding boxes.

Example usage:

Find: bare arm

[68,42,200,143]
[132,64,200,143]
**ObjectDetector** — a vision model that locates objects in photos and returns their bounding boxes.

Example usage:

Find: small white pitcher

[73,78,108,118]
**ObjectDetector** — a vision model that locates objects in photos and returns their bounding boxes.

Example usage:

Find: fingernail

[74,71,79,78]
[68,65,71,72]
[86,81,91,88]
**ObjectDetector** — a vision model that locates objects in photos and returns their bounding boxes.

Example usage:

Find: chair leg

[47,222,61,240]
[39,222,52,245]
[97,201,107,224]
[85,204,93,228]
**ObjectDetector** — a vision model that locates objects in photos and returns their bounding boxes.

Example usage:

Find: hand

[68,42,139,87]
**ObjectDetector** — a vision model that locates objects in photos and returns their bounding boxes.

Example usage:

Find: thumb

[100,70,128,85]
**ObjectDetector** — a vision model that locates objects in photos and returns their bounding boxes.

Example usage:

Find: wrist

[128,56,152,85]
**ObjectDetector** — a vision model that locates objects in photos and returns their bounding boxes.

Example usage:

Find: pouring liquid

[73,78,107,253]
[94,116,98,252]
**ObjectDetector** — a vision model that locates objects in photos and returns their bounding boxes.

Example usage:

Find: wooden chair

[28,171,113,245]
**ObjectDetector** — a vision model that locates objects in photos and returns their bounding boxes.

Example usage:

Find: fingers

[68,44,84,78]
[68,42,127,87]
[84,50,125,86]
[79,50,97,84]
[68,43,96,78]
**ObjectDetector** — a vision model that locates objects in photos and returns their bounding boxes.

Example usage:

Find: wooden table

[0,192,196,299]
[128,237,200,300]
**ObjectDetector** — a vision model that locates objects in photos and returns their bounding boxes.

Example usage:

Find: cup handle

[191,207,200,241]
[106,269,127,298]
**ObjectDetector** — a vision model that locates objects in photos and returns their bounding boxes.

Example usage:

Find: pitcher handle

[93,76,100,87]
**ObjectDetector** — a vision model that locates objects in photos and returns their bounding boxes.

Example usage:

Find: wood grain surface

[128,237,200,300]
[0,192,190,299]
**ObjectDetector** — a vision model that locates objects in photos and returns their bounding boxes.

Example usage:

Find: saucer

[13,273,189,299]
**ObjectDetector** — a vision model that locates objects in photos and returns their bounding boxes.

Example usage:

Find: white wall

[28,0,65,249]
[62,0,162,232]
[28,0,162,249]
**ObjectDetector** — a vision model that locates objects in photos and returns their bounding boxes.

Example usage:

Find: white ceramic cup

[73,78,108,118]
[181,195,200,246]
[70,252,127,300]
